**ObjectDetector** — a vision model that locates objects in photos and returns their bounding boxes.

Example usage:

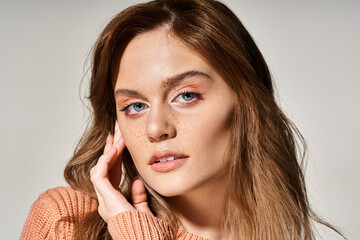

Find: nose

[146,104,176,142]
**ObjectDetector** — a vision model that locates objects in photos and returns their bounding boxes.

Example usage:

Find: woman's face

[115,28,235,197]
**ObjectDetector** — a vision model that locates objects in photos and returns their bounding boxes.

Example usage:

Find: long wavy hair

[59,0,343,239]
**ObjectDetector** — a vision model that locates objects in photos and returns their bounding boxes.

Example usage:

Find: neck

[165,173,228,240]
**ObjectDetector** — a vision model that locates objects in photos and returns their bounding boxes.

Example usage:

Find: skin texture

[90,123,153,223]
[91,28,235,239]
[115,28,235,198]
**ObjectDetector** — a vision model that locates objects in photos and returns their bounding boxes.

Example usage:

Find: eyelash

[119,90,202,117]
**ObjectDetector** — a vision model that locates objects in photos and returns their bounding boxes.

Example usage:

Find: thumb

[131,178,153,215]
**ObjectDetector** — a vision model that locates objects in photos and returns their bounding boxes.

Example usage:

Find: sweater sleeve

[108,210,208,240]
[20,186,98,240]
[20,191,61,240]
[21,187,206,240]
[108,210,175,239]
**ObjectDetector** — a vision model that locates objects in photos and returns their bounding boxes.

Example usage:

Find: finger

[91,147,125,197]
[91,146,117,188]
[94,174,128,208]
[131,179,153,215]
[109,136,125,170]
[94,146,118,177]
[113,120,121,148]
[109,154,122,190]
[112,120,124,163]
[93,137,125,192]
[91,152,124,199]
[108,137,125,188]
[103,133,114,154]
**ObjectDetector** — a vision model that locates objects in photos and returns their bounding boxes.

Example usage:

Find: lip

[148,150,189,165]
[150,157,188,172]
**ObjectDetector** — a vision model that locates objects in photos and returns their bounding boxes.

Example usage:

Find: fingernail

[106,132,111,143]
[115,121,119,132]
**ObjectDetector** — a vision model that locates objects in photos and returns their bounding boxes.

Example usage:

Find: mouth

[149,150,189,165]
[154,156,180,163]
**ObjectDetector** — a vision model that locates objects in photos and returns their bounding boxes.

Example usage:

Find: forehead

[115,28,214,88]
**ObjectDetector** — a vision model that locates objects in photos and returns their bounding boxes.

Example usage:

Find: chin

[157,190,183,198]
[150,183,190,197]
[146,176,207,198]
[142,176,192,197]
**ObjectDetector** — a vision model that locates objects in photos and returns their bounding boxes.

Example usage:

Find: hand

[90,121,153,223]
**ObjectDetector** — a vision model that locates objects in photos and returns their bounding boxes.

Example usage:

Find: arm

[20,187,98,240]
[20,193,58,240]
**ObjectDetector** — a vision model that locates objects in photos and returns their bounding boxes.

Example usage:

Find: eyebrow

[114,70,211,98]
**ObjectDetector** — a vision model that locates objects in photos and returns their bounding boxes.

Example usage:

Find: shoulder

[36,186,98,216]
[20,186,98,240]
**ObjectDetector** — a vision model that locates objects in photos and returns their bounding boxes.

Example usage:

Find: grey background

[0,0,359,239]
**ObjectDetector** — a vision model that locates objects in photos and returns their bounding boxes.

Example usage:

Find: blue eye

[181,92,195,101]
[119,91,202,117]
[120,102,147,115]
[175,91,200,103]
[133,103,146,112]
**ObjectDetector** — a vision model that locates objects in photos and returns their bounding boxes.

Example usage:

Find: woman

[20,0,343,239]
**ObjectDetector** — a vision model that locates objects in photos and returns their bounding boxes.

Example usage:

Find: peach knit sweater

[20,186,207,240]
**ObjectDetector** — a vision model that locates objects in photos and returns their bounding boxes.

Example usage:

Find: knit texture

[20,186,207,240]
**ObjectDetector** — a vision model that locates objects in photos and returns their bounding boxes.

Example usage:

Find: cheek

[119,119,148,163]
[178,99,234,161]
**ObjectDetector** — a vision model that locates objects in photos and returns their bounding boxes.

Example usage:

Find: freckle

[172,113,179,125]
